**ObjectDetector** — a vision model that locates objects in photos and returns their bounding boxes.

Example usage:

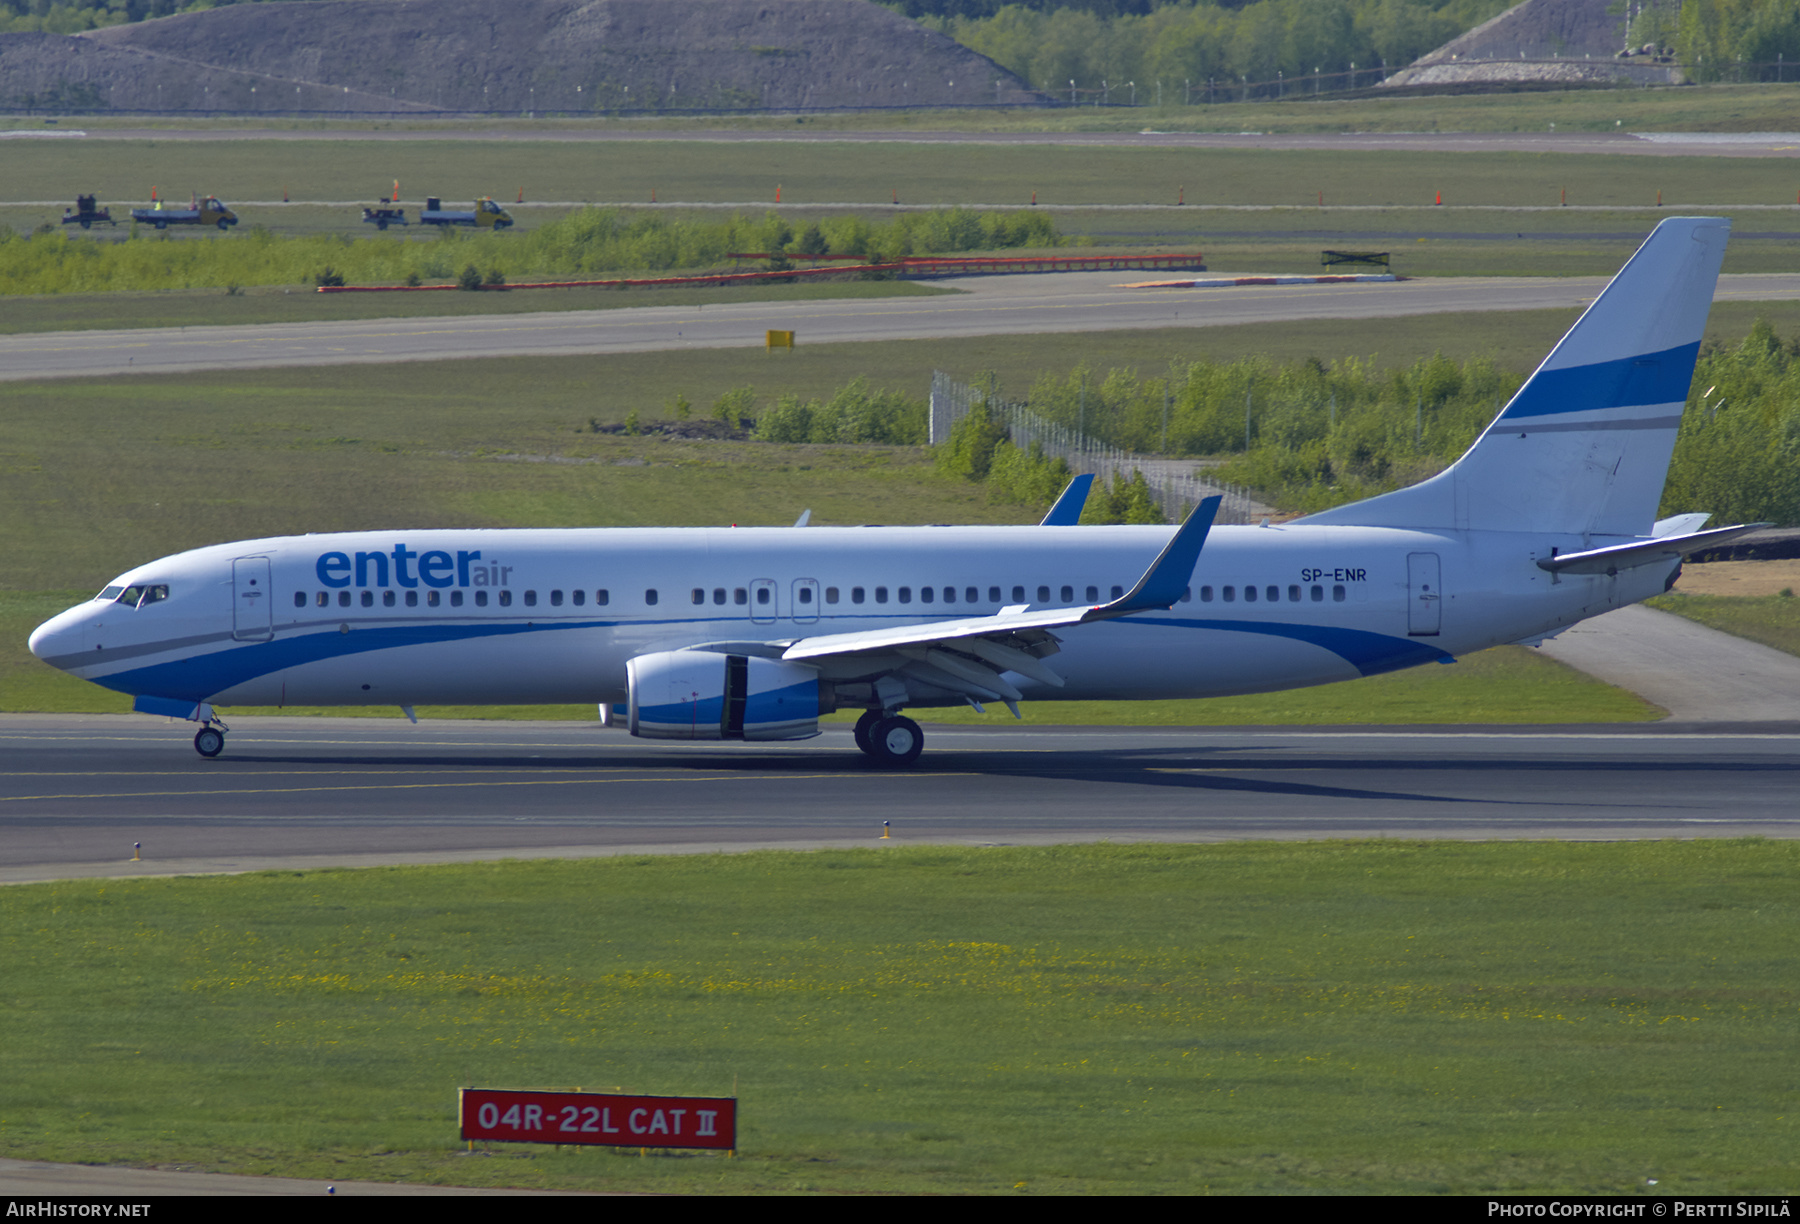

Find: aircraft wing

[774,497,1221,710]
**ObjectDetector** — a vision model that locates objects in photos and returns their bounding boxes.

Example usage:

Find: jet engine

[627,650,830,741]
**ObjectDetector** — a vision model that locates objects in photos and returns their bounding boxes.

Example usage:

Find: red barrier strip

[317,252,1207,293]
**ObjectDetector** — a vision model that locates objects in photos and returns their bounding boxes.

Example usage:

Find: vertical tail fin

[1304,217,1730,537]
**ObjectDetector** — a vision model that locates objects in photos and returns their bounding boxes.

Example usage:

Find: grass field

[15,79,1800,135]
[3,841,1793,1194]
[7,137,1800,223]
[12,304,1800,593]
[1648,592,1800,658]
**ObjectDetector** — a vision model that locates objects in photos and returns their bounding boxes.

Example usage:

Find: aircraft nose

[28,606,86,668]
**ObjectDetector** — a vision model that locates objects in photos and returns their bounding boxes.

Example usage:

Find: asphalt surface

[3,715,1797,886]
[8,270,1800,382]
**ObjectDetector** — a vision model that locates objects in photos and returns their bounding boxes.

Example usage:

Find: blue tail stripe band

[1501,341,1700,420]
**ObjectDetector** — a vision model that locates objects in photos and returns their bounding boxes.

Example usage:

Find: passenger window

[338,590,352,607]
[383,590,396,607]
[645,589,658,606]
[1311,585,1324,602]
[1011,586,1024,603]
[1288,585,1301,603]
[713,588,726,605]
[523,591,537,608]
[1266,586,1279,603]
[919,587,932,604]
[941,587,953,604]
[898,587,912,604]
[875,587,888,603]
[406,590,419,607]
[450,590,464,607]
[1037,586,1050,603]
[499,591,513,607]
[475,590,489,607]
[1085,585,1098,602]
[1200,585,1214,602]
[691,588,705,605]
[360,590,374,608]
[799,587,814,604]
[970,587,982,603]
[551,590,563,607]
[1061,585,1073,602]
[734,588,747,605]
[596,590,609,606]
[1181,587,1192,603]
[826,588,839,604]
[427,590,440,607]
[294,592,306,608]
[756,587,770,605]
[316,591,329,608]
[1244,585,1258,603]
[1333,585,1346,602]
[852,587,865,604]
[1223,586,1236,602]
[1111,586,1124,600]
[572,590,585,607]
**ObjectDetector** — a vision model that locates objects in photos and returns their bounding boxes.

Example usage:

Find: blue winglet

[1038,474,1095,526]
[1085,495,1222,621]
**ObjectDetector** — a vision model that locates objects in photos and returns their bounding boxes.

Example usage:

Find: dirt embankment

[0,0,1044,114]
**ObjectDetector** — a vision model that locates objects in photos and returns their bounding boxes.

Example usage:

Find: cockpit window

[98,585,124,601]
[114,584,170,608]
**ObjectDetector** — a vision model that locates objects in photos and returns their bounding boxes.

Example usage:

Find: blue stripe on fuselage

[96,613,1449,701]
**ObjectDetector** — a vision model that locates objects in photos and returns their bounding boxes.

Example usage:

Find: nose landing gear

[193,719,228,758]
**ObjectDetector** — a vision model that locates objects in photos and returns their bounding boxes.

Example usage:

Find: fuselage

[28,522,1673,712]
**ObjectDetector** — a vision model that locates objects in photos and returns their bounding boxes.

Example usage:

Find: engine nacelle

[627,650,827,741]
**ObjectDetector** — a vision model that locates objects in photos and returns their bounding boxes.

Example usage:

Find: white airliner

[30,217,1757,765]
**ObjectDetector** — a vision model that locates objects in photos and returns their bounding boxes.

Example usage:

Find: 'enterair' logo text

[315,548,511,590]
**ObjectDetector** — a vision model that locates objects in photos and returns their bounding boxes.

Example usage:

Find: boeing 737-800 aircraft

[30,218,1757,765]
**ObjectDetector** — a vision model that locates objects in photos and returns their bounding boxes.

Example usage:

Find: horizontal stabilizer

[1536,523,1768,576]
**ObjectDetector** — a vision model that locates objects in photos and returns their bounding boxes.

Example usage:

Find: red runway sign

[459,1088,736,1150]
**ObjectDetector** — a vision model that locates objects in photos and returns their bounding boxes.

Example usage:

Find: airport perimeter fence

[928,371,1266,526]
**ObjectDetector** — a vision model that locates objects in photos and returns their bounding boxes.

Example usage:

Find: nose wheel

[193,725,226,758]
[855,712,922,767]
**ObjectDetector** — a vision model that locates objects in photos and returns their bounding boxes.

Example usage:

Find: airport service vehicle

[31,218,1755,765]
[362,206,408,230]
[130,196,238,230]
[419,197,514,229]
[60,195,114,229]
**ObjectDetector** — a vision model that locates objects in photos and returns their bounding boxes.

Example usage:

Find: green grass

[8,135,1800,221]
[1647,592,1800,658]
[16,80,1800,134]
[2,841,1794,1193]
[11,306,1800,594]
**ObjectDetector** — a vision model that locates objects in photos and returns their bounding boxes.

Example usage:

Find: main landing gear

[853,709,923,767]
[193,718,229,758]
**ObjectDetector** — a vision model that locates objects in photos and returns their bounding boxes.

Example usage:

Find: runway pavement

[3,714,1797,885]
[7,271,1800,382]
